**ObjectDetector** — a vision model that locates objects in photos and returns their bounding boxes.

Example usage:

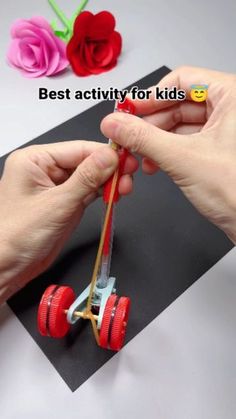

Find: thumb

[101,112,188,171]
[58,146,118,203]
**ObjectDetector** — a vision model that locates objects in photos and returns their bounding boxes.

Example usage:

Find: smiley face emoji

[190,84,208,102]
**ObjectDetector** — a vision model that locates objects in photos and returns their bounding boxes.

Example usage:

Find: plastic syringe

[96,99,135,289]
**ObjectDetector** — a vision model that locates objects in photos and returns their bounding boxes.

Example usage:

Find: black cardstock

[0,67,232,391]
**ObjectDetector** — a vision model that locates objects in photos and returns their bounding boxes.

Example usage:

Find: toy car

[37,99,135,351]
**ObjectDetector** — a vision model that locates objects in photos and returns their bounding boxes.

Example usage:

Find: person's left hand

[0,141,138,304]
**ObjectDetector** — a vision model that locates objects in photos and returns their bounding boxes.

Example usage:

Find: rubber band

[85,167,119,344]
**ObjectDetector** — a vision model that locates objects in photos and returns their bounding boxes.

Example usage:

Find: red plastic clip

[116,97,136,114]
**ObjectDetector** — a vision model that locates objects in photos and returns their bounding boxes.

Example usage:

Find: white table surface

[1,0,236,418]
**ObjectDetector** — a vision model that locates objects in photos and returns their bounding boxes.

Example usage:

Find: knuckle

[123,122,148,153]
[23,145,41,158]
[77,165,99,191]
[172,108,182,125]
[176,65,192,74]
[5,149,24,166]
[6,145,40,165]
[5,145,42,170]
[24,145,39,152]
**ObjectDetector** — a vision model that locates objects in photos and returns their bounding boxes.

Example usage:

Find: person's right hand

[101,66,236,244]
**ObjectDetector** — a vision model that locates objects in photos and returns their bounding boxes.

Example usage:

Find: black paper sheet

[0,66,232,391]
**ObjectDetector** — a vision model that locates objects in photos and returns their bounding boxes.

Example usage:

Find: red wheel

[37,285,75,338]
[110,297,130,351]
[99,294,118,349]
[100,295,130,351]
[38,285,56,337]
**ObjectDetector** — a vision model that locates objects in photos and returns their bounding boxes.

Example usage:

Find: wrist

[0,238,23,305]
[218,193,236,246]
[225,229,236,246]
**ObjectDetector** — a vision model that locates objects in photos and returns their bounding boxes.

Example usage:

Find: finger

[143,101,207,131]
[101,112,187,170]
[142,158,160,175]
[122,153,139,175]
[83,174,134,206]
[171,123,203,134]
[48,166,70,185]
[127,66,232,115]
[33,141,139,178]
[58,146,118,203]
[30,140,107,170]
[118,174,133,196]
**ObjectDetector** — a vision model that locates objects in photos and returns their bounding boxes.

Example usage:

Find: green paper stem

[70,0,89,24]
[48,0,70,29]
[48,0,89,42]
[54,30,69,42]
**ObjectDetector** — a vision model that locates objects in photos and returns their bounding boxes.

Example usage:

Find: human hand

[0,141,138,303]
[101,66,236,244]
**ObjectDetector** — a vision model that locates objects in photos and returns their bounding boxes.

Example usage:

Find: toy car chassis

[37,99,135,351]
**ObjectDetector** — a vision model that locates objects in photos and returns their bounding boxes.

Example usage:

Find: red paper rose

[67,11,122,76]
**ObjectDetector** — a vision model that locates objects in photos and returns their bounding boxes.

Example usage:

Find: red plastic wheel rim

[37,285,57,337]
[110,297,130,351]
[37,285,75,338]
[100,295,130,351]
[99,294,118,349]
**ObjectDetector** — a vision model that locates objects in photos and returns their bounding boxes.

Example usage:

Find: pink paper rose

[7,16,69,78]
